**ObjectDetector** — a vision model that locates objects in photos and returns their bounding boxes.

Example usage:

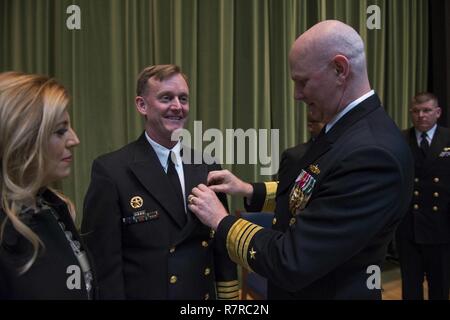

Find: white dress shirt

[326,90,375,133]
[415,124,437,147]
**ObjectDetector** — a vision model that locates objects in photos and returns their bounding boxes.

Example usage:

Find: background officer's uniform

[395,125,450,299]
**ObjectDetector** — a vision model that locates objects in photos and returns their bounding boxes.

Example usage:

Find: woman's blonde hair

[0,71,75,274]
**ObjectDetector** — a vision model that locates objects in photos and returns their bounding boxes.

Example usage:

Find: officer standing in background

[396,92,450,300]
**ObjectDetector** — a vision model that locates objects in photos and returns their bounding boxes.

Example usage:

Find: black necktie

[420,132,429,155]
[166,151,186,217]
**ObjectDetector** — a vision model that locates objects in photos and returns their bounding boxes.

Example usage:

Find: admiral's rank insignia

[289,169,316,215]
[130,196,143,209]
[249,247,257,260]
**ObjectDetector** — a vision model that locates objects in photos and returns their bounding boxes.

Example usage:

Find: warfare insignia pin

[289,169,316,215]
[130,196,143,209]
[309,164,320,175]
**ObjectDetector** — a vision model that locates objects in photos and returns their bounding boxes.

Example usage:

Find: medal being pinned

[289,169,317,215]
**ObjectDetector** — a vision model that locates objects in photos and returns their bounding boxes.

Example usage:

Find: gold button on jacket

[169,275,177,284]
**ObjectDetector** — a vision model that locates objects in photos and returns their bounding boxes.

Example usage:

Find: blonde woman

[0,72,95,299]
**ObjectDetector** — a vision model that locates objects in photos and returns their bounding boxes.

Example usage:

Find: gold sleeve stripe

[238,224,259,265]
[242,225,262,271]
[217,285,240,293]
[227,219,248,263]
[220,296,240,300]
[262,181,278,212]
[216,280,239,287]
[230,220,258,267]
[237,223,255,263]
[226,218,263,272]
[217,291,240,299]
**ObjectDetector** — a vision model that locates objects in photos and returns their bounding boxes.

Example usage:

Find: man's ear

[436,107,442,119]
[135,96,147,116]
[333,55,350,84]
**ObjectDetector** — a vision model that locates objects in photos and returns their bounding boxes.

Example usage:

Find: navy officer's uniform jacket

[217,93,414,299]
[81,133,238,300]
[395,126,450,299]
[397,126,450,243]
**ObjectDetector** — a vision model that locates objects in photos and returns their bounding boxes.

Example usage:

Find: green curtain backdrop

[1,0,429,226]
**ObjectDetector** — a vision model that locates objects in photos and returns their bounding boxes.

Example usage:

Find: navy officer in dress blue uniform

[187,20,414,300]
[81,65,238,300]
[395,92,450,300]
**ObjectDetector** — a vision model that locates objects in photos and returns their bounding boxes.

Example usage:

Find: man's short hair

[136,64,188,96]
[410,92,439,108]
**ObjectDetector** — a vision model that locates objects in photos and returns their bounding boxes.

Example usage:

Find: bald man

[187,20,414,300]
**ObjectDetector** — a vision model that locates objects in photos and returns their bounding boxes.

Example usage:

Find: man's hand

[207,170,254,199]
[188,184,229,230]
